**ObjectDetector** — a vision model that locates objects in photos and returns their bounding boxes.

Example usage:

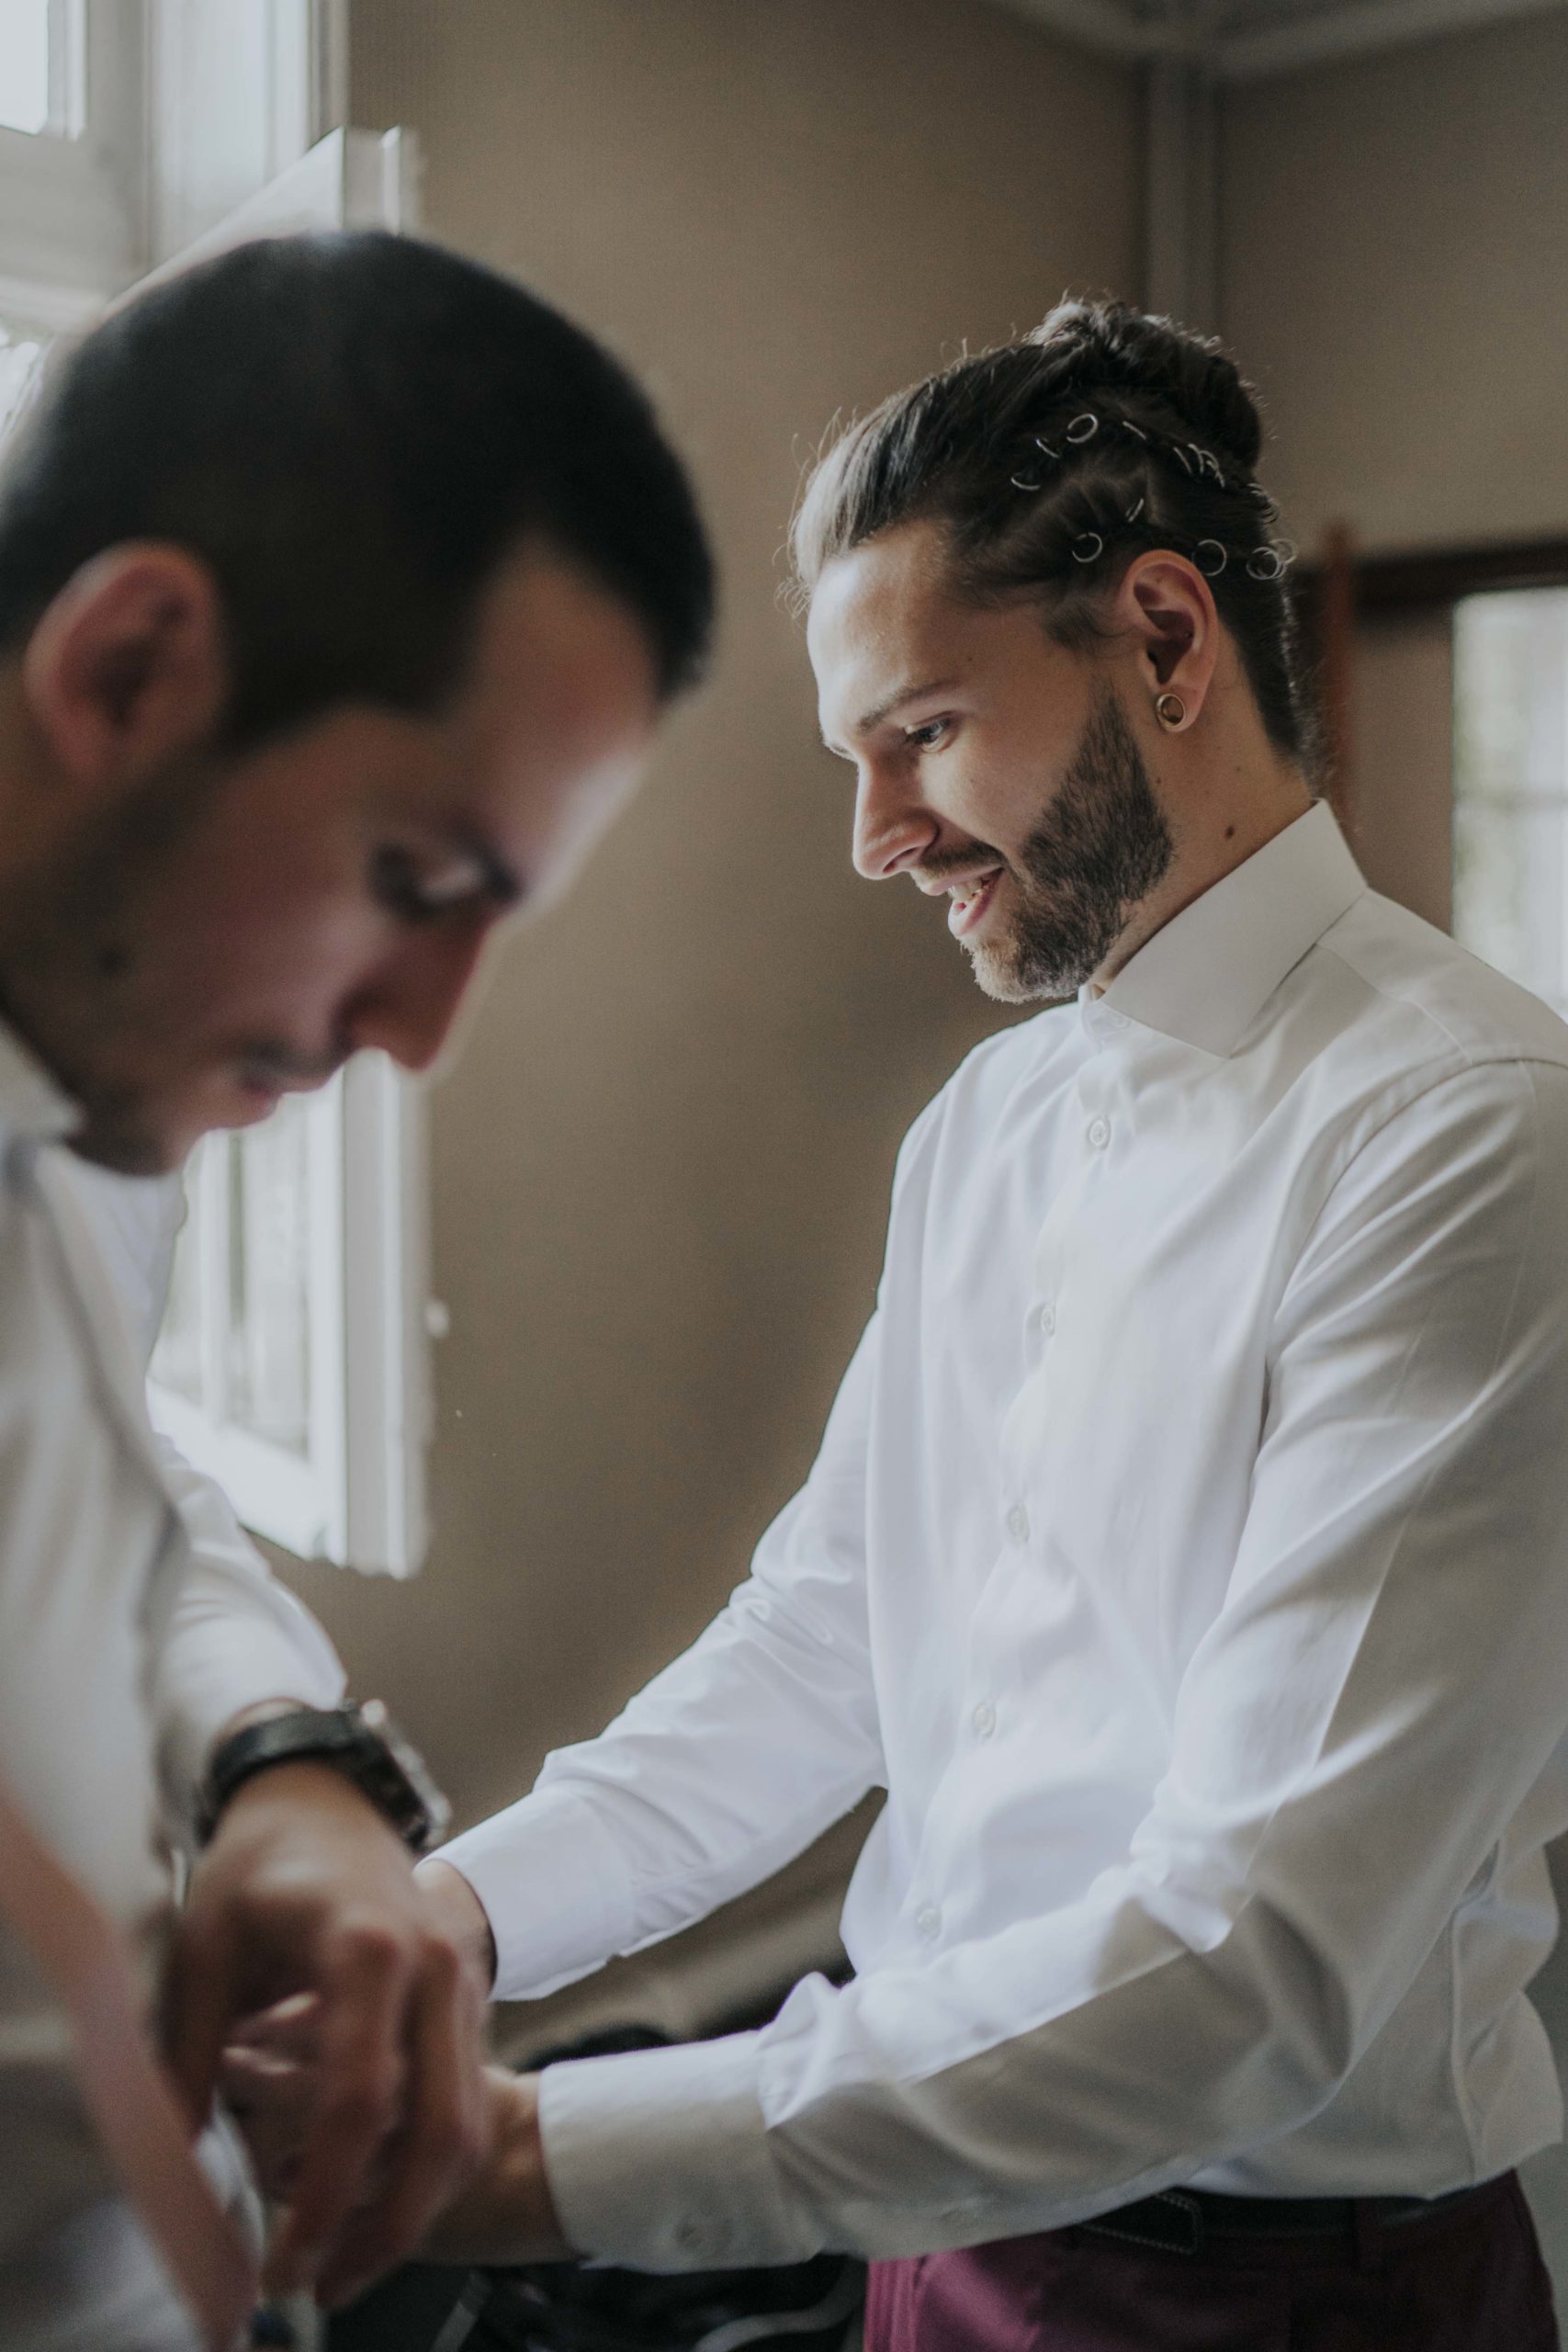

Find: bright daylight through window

[0,0,51,135]
[1452,588,1568,1019]
[0,317,44,435]
[152,1092,321,1473]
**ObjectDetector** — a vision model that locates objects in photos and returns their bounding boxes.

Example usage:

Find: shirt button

[1038,1302,1055,1336]
[1006,1504,1030,1544]
[915,1902,942,1939]
[972,1701,997,1738]
[1088,1116,1111,1149]
[675,2216,714,2258]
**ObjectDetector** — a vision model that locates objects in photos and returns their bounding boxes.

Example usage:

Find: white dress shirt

[444,805,1568,2273]
[0,1033,344,2349]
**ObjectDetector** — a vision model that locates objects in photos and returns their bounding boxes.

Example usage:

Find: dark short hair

[793,299,1308,764]
[0,232,715,744]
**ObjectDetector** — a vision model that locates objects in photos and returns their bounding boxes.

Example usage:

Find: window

[0,309,45,435]
[0,0,433,1574]
[0,2,141,319]
[1452,589,1568,1019]
[0,0,64,138]
[150,1054,432,1575]
[1301,539,1568,987]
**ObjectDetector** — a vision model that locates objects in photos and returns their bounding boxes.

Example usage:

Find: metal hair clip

[1120,418,1149,443]
[1071,531,1105,563]
[1010,472,1043,493]
[1065,413,1100,445]
[1032,437,1061,462]
[1194,538,1228,577]
[1125,496,1146,524]
[1170,445,1194,475]
[1246,544,1285,581]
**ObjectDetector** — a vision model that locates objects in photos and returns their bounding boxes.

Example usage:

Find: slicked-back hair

[0,232,715,746]
[793,299,1309,765]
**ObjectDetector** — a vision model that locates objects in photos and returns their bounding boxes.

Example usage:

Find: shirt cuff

[435,1788,638,2000]
[157,1615,346,1825]
[539,2030,819,2270]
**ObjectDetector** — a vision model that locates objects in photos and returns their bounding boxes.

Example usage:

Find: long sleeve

[54,1159,346,1807]
[438,1314,886,2002]
[535,1057,1568,2268]
[152,1436,346,1806]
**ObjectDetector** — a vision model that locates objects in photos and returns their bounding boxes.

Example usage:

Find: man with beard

[0,230,712,2347]
[245,300,1568,2349]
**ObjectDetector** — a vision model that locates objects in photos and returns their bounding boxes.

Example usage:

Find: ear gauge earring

[1155,692,1187,732]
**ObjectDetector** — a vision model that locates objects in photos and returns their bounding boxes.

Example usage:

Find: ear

[1110,551,1220,729]
[21,544,229,799]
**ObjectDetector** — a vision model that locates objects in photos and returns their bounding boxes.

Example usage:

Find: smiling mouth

[946,866,1005,939]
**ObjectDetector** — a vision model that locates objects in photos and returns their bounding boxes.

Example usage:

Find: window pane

[0,0,50,134]
[225,1099,313,1457]
[0,317,46,441]
[152,1095,317,1456]
[1452,588,1568,1016]
[150,1176,205,1408]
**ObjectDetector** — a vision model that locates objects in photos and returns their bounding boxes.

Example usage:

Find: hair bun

[1027,299,1263,474]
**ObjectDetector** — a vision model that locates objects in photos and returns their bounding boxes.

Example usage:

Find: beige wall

[1221,11,1568,559]
[277,1,1142,1843]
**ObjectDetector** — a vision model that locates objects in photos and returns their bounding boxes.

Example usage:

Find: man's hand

[224,2039,570,2275]
[166,1758,491,2308]
[416,2070,570,2268]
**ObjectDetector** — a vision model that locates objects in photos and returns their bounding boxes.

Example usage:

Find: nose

[341,918,491,1073]
[851,761,940,883]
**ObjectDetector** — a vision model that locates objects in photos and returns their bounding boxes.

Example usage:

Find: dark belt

[1077,2179,1498,2258]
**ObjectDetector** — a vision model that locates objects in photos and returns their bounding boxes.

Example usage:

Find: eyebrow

[821,676,962,757]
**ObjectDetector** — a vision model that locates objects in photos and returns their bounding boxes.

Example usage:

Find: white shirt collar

[1092,801,1367,1059]
[0,1017,81,1147]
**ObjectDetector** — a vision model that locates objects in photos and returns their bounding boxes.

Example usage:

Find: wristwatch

[196,1700,452,1854]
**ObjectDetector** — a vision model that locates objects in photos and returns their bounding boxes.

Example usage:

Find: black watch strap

[197,1701,451,1854]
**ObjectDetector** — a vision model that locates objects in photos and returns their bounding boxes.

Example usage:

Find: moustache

[914,841,1010,887]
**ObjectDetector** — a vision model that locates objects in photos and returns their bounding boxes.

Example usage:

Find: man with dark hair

[312,303,1568,2350]
[0,229,711,2347]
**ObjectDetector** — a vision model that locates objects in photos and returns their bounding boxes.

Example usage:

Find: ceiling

[994,0,1564,77]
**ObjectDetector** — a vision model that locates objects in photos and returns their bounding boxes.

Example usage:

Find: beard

[964,688,1175,1004]
[0,754,229,1173]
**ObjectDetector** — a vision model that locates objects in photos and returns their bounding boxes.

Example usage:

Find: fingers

[228,1991,321,2064]
[314,1939,489,2309]
[220,2044,312,2203]
[164,1905,243,2132]
[262,1921,412,2298]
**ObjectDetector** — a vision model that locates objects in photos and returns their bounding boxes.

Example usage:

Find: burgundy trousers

[863,2175,1559,2352]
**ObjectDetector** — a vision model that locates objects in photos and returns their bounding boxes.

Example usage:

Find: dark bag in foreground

[328,2249,863,2352]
